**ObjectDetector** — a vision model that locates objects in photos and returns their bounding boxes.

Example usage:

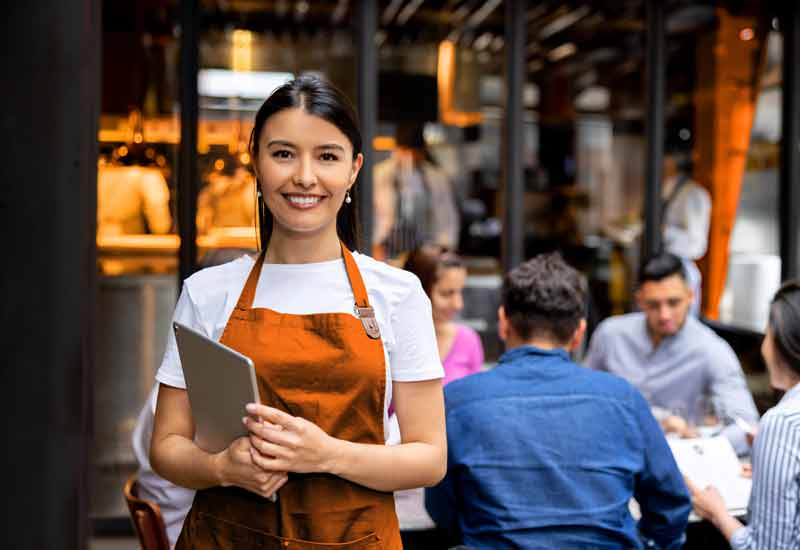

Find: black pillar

[643,0,666,259]
[503,0,526,271]
[780,2,800,281]
[0,1,99,548]
[179,0,200,283]
[356,0,377,255]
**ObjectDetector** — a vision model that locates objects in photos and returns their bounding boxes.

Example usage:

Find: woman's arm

[246,378,447,492]
[687,479,743,540]
[150,384,287,498]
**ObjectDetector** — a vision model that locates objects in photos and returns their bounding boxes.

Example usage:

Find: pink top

[442,324,485,386]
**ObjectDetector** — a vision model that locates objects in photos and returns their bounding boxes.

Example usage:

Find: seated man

[585,252,759,455]
[426,253,691,550]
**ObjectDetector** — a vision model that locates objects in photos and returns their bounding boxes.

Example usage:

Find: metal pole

[356,0,377,255]
[179,0,199,284]
[643,0,666,259]
[780,2,800,280]
[1,0,98,546]
[503,0,525,271]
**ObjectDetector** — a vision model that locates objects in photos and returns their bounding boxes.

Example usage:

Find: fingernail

[246,403,257,413]
[242,416,249,425]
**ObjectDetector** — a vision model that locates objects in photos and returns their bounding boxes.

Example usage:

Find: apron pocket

[196,512,383,550]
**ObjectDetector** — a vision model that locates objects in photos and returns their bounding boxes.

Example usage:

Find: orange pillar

[694,10,763,318]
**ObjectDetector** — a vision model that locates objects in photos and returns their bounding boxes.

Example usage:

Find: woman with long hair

[688,280,800,549]
[150,75,446,549]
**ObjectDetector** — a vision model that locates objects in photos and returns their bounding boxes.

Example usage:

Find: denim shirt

[426,346,691,550]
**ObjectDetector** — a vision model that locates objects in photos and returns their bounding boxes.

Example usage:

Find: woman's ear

[351,152,364,184]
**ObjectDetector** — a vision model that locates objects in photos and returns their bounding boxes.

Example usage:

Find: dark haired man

[585,252,759,455]
[426,253,691,550]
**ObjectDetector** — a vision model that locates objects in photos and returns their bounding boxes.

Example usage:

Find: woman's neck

[435,320,455,336]
[264,228,342,264]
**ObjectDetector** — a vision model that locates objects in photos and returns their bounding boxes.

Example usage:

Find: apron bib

[177,245,402,550]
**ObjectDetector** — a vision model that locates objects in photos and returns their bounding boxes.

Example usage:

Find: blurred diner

[687,280,800,549]
[426,253,691,549]
[585,253,760,455]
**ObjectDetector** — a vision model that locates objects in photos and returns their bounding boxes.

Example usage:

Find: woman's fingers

[246,404,298,430]
[244,417,296,447]
[261,472,289,498]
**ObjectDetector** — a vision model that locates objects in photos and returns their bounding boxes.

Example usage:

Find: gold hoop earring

[345,190,352,204]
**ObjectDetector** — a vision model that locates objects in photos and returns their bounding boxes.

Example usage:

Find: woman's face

[255,107,363,239]
[430,266,467,325]
[762,326,791,390]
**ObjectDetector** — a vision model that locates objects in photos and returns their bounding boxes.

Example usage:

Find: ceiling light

[547,43,576,62]
[473,33,493,51]
[539,6,590,39]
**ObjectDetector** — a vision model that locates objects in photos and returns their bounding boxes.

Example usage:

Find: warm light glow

[156,155,167,167]
[118,145,129,157]
[214,159,225,171]
[133,133,144,144]
[232,29,254,72]
[547,42,577,62]
[739,27,754,41]
[437,40,483,127]
[239,152,251,165]
[373,136,397,151]
[145,148,156,159]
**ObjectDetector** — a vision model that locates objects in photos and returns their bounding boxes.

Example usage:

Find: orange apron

[176,245,402,549]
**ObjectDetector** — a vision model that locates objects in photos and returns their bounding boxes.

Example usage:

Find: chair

[123,474,171,550]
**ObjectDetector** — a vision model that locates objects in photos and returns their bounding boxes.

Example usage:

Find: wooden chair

[123,474,171,550]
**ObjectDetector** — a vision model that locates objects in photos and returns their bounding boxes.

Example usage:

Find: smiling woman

[249,76,363,255]
[149,75,446,550]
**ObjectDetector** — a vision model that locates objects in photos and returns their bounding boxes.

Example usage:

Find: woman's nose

[294,156,317,186]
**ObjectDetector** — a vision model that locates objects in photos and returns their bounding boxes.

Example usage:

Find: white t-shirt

[132,386,194,546]
[155,251,444,441]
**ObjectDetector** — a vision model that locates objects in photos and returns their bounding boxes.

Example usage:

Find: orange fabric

[694,9,762,318]
[177,245,402,549]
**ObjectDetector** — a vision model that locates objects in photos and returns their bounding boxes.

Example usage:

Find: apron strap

[236,251,266,310]
[341,243,382,339]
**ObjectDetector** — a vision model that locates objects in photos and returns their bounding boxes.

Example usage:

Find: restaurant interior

[90,0,795,547]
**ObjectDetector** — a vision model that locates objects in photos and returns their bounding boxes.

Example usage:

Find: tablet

[173,322,261,454]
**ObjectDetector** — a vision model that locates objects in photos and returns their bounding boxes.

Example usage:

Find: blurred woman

[403,245,484,385]
[688,280,800,549]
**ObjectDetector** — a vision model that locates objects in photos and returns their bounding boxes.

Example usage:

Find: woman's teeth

[286,195,322,206]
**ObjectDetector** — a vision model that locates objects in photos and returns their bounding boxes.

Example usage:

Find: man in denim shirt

[426,253,691,549]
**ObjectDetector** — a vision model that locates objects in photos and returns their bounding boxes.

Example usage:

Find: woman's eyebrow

[316,143,346,152]
[266,139,295,148]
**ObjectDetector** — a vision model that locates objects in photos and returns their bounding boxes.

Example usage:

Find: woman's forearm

[325,439,446,492]
[150,434,221,490]
[711,510,744,543]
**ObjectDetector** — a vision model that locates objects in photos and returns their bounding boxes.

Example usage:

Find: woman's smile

[283,193,326,209]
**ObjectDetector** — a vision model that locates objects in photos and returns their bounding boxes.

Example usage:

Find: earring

[345,190,352,204]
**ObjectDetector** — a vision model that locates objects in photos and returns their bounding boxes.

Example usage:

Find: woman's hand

[685,477,727,522]
[244,403,339,474]
[213,435,288,499]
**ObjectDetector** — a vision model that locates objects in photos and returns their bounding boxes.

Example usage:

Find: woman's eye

[272,150,293,159]
[320,152,339,162]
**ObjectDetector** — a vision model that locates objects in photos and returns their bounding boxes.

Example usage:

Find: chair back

[123,474,171,550]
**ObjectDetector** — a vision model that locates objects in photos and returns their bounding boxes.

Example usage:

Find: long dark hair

[769,280,800,378]
[250,74,363,251]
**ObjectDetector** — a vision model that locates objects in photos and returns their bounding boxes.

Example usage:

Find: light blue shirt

[585,313,759,455]
[730,383,800,549]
